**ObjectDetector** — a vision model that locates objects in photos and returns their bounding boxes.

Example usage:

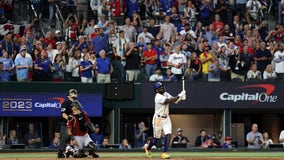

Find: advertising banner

[142,82,284,109]
[0,92,102,117]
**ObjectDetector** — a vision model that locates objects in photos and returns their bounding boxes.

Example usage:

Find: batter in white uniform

[145,82,185,159]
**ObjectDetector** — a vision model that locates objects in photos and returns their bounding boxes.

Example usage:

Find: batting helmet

[71,100,82,110]
[68,89,78,99]
[153,82,164,92]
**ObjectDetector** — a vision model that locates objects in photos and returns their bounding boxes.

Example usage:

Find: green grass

[1,152,284,158]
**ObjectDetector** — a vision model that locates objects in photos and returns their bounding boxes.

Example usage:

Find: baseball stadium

[1,0,284,159]
[1,81,284,159]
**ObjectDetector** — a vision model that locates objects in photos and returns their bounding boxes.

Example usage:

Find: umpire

[57,89,78,158]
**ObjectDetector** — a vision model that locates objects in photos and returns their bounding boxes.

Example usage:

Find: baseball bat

[182,75,186,100]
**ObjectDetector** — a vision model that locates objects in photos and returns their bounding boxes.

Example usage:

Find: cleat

[57,151,65,158]
[144,145,152,158]
[160,153,170,159]
[92,153,99,158]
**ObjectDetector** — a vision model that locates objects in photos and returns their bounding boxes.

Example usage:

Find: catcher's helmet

[153,82,164,92]
[68,89,78,99]
[71,100,82,110]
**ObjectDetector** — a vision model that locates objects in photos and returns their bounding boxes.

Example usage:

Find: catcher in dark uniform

[67,100,99,158]
[57,89,79,158]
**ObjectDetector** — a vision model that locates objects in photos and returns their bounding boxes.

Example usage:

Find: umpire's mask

[68,89,78,99]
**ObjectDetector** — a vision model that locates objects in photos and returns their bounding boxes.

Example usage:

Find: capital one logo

[219,84,278,104]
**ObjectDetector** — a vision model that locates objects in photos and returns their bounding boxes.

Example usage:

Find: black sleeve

[61,100,72,114]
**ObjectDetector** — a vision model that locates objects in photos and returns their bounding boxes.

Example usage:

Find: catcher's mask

[71,100,82,110]
[68,89,78,99]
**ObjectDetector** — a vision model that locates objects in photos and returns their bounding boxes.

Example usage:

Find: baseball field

[1,150,284,159]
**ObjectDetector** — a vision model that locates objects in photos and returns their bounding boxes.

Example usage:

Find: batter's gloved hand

[178,90,186,98]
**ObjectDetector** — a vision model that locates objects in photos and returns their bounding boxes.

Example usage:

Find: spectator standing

[236,0,247,20]
[273,44,284,80]
[208,58,227,82]
[54,30,65,43]
[112,30,129,82]
[0,50,14,81]
[74,0,89,24]
[0,61,9,81]
[200,44,214,81]
[214,0,230,24]
[91,26,110,55]
[120,17,137,42]
[65,14,78,47]
[184,52,202,81]
[135,122,149,148]
[147,19,159,39]
[110,0,126,25]
[254,42,273,73]
[14,48,33,82]
[52,54,65,82]
[245,0,262,24]
[211,14,224,33]
[90,0,100,23]
[79,18,88,36]
[160,0,174,16]
[71,49,82,82]
[33,50,52,81]
[229,47,247,81]
[43,31,56,49]
[24,123,41,148]
[144,43,158,78]
[153,39,165,68]
[199,0,213,26]
[167,45,187,80]
[84,20,96,40]
[138,26,155,44]
[184,1,197,27]
[124,42,141,82]
[1,32,15,58]
[158,16,176,43]
[96,50,113,83]
[246,123,263,149]
[125,0,139,17]
[80,54,94,83]
[241,45,254,72]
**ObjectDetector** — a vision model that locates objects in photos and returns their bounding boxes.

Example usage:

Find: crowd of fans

[0,0,284,83]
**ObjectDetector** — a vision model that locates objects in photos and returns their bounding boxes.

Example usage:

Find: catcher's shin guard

[88,141,97,150]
